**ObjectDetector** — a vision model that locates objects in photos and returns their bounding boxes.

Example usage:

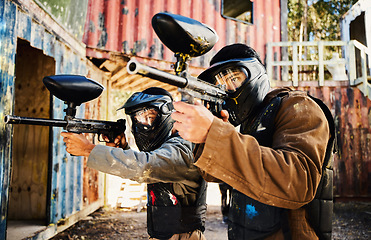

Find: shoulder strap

[307,95,336,169]
[241,91,286,138]
[306,95,335,240]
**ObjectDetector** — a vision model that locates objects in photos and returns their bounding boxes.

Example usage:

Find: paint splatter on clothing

[245,204,258,219]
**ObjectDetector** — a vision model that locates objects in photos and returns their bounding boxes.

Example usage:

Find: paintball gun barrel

[4,115,125,142]
[4,75,126,142]
[127,59,227,105]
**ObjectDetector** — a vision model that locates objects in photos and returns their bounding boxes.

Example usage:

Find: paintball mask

[118,88,174,152]
[198,44,270,126]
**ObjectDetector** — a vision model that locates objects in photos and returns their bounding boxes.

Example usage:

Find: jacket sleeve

[194,92,330,209]
[87,137,200,185]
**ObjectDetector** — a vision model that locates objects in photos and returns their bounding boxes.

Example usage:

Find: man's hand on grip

[61,132,95,157]
[171,101,229,143]
[103,133,128,149]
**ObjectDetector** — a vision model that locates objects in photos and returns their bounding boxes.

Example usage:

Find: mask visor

[133,108,159,127]
[214,67,249,92]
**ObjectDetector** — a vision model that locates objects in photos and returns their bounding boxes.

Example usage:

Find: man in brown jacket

[171,44,334,239]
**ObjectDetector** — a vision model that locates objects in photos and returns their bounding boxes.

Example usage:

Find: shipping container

[0,0,107,239]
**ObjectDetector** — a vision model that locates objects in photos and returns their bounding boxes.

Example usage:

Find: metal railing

[266,40,371,98]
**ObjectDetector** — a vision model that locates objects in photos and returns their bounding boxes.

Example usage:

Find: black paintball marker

[4,75,126,142]
[127,12,227,114]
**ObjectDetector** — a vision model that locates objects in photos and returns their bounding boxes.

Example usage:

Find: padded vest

[228,92,335,240]
[146,179,207,239]
[228,96,288,240]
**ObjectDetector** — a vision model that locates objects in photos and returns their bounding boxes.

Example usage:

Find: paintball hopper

[43,75,104,106]
[43,75,104,117]
[152,12,218,57]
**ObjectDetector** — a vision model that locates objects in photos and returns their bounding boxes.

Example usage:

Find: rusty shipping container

[274,80,371,199]
[83,0,283,66]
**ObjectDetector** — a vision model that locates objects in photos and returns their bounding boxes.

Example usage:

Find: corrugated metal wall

[0,1,17,238]
[328,86,370,199]
[0,0,105,238]
[274,81,371,199]
[83,0,282,65]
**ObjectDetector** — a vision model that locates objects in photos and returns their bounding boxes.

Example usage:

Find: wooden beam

[110,66,129,83]
[99,60,121,73]
[123,76,153,90]
[112,75,140,89]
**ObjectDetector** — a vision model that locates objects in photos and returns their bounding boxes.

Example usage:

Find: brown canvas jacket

[194,88,331,239]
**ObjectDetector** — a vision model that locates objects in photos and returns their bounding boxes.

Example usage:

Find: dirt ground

[51,201,370,240]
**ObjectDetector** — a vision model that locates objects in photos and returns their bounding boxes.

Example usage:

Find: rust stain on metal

[83,0,282,68]
[274,82,371,198]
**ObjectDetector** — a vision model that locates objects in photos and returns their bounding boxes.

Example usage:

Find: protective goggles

[132,107,159,127]
[214,67,249,92]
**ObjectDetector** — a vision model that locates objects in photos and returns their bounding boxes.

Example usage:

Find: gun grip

[180,91,194,104]
[213,110,223,118]
[204,101,224,118]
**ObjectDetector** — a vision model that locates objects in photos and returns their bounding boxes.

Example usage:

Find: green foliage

[35,0,89,40]
[286,0,360,81]
[288,0,358,42]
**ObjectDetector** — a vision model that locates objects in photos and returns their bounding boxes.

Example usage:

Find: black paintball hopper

[152,12,218,57]
[43,75,104,106]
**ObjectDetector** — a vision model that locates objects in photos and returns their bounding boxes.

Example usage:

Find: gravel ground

[332,201,371,240]
[51,201,370,240]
